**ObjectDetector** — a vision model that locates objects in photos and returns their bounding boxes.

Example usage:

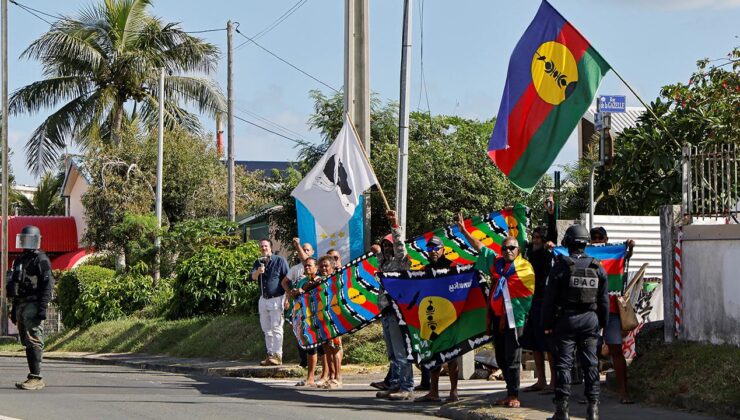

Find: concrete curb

[0,351,304,379]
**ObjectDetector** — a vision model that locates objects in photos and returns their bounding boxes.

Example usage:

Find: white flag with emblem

[291,115,377,233]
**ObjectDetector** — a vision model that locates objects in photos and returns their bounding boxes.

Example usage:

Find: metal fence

[682,144,739,223]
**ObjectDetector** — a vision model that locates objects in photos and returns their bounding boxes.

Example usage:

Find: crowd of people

[248,199,636,420]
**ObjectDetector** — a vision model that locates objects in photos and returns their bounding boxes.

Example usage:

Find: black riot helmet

[16,225,41,250]
[561,224,589,251]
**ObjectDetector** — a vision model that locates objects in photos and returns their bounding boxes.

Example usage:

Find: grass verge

[41,315,386,365]
[629,338,740,418]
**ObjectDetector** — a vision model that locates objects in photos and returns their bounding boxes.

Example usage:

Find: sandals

[322,379,343,389]
[295,379,314,387]
[414,394,442,403]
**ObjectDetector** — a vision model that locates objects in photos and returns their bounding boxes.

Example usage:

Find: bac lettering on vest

[570,276,597,289]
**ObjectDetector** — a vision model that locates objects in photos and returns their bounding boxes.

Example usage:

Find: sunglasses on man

[502,245,519,252]
[426,245,442,252]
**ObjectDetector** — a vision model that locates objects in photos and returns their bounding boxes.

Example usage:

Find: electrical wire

[10,0,226,34]
[234,26,340,93]
[235,0,308,50]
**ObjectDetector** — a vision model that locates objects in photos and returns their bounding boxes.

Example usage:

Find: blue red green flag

[488,0,611,192]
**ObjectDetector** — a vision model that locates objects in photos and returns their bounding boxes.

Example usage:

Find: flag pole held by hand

[345,112,392,213]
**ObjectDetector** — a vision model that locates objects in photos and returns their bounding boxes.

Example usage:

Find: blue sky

[4,0,740,185]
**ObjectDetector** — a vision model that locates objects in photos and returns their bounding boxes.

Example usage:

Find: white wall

[68,171,89,246]
[680,224,740,346]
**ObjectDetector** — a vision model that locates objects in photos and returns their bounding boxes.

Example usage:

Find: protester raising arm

[456,213,485,252]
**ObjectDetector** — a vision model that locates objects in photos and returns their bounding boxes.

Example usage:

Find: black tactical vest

[560,256,600,309]
[11,253,44,299]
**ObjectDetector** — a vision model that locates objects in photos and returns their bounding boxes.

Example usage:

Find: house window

[244,222,269,242]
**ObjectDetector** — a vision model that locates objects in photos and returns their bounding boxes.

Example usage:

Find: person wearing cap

[413,234,459,404]
[456,213,534,409]
[590,226,635,405]
[6,225,54,390]
[373,210,415,401]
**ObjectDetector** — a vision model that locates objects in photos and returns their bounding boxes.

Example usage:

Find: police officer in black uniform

[6,225,54,391]
[542,224,608,420]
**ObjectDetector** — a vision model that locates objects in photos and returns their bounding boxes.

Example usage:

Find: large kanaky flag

[292,115,377,233]
[488,0,611,192]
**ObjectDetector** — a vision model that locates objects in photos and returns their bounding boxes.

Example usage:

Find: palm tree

[11,171,65,216]
[9,0,225,174]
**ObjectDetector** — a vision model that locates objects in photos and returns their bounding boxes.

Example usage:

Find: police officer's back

[542,224,608,420]
[5,225,54,391]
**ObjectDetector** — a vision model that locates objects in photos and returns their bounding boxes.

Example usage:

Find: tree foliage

[592,47,739,215]
[11,171,65,216]
[81,126,227,250]
[9,0,225,173]
[270,90,549,248]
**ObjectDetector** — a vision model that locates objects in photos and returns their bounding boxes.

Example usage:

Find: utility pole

[396,0,413,233]
[344,0,370,247]
[1,0,9,336]
[227,20,236,222]
[154,68,164,286]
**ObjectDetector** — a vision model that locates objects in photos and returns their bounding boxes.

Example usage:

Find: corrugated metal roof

[584,106,646,136]
[3,216,79,253]
[592,215,662,279]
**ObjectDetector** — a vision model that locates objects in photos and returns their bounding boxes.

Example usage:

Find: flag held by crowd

[291,115,377,233]
[291,255,383,349]
[405,204,530,270]
[296,196,365,264]
[379,266,491,369]
[488,0,611,192]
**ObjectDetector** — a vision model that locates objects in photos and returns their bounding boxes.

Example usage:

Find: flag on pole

[291,115,377,233]
[296,196,365,263]
[488,0,611,192]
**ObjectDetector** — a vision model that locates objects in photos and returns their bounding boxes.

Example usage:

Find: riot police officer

[6,225,54,390]
[542,224,608,420]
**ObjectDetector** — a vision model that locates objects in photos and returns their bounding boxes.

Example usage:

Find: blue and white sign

[598,95,626,113]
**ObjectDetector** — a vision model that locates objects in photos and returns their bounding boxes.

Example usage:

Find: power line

[10,0,226,34]
[234,26,340,93]
[231,111,317,150]
[236,0,308,50]
[235,103,311,142]
[416,0,433,128]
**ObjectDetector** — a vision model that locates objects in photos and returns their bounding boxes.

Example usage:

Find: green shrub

[161,217,240,278]
[110,213,161,271]
[55,265,166,328]
[137,277,175,319]
[76,252,117,270]
[169,242,261,318]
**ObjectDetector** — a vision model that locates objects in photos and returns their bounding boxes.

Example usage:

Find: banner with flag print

[553,243,628,310]
[291,254,383,349]
[488,0,611,192]
[291,115,377,233]
[296,196,365,264]
[379,265,491,369]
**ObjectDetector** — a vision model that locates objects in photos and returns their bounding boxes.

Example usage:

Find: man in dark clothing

[522,196,558,392]
[413,236,460,403]
[543,224,609,420]
[250,238,289,366]
[7,225,54,391]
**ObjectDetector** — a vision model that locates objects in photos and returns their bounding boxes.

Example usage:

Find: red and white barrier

[673,228,683,336]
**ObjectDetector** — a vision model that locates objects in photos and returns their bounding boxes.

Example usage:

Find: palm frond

[9,76,91,116]
[164,75,225,117]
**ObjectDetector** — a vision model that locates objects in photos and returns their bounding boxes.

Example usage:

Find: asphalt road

[0,356,507,420]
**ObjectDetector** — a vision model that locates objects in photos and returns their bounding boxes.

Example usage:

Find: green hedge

[55,265,164,328]
[168,242,261,319]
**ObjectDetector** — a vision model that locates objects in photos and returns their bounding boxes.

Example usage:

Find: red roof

[3,216,79,253]
[51,248,91,270]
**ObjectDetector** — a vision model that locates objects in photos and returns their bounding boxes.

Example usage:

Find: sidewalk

[439,382,715,420]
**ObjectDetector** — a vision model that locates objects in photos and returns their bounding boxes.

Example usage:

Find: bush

[55,264,165,328]
[169,242,261,319]
[110,213,160,271]
[160,217,240,278]
[56,265,117,328]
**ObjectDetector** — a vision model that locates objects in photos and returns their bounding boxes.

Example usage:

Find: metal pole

[1,0,9,336]
[395,0,413,233]
[589,164,595,231]
[345,0,371,247]
[227,21,235,222]
[154,68,164,285]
